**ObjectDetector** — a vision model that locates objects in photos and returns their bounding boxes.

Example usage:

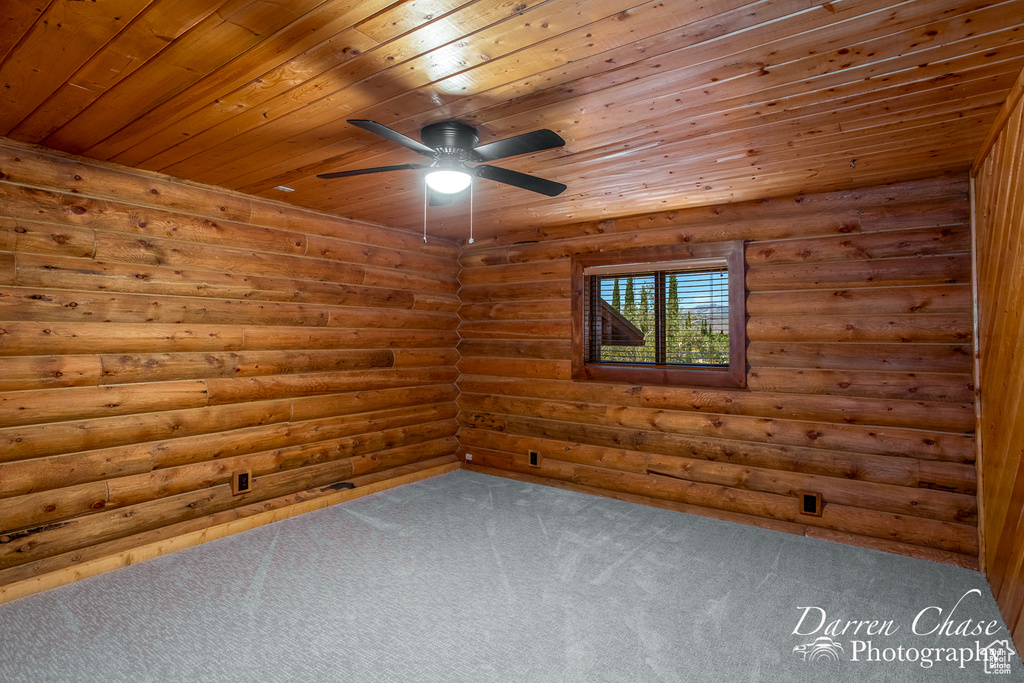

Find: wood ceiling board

[7,0,224,142]
[0,0,158,133]
[37,0,331,154]
[0,0,1021,241]
[106,0,558,172]
[0,0,52,65]
[225,0,1019,196]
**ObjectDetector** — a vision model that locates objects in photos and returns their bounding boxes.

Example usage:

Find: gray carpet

[0,469,1019,682]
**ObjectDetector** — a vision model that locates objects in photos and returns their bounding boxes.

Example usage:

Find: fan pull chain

[422,176,428,243]
[468,178,475,245]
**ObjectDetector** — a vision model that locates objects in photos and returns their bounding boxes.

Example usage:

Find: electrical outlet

[465,453,473,462]
[231,470,252,495]
[528,450,541,468]
[799,491,822,516]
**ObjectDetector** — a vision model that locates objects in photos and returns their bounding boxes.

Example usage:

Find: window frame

[571,241,747,388]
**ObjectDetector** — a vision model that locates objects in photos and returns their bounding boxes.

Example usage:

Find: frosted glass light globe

[425,169,472,194]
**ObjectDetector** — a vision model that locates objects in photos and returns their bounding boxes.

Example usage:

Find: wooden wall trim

[0,458,460,606]
[970,173,988,577]
[973,65,1024,177]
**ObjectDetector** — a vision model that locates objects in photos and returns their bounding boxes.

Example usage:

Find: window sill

[574,362,746,388]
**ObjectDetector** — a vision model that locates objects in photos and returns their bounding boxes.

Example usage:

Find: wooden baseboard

[463,463,980,571]
[0,458,461,606]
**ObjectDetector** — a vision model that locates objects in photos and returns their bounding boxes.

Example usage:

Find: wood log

[640,385,974,433]
[456,339,572,360]
[456,358,571,381]
[470,212,865,265]
[747,285,972,317]
[291,384,458,422]
[458,375,644,407]
[0,253,13,286]
[464,446,575,483]
[457,320,570,339]
[205,366,458,405]
[0,286,331,327]
[458,299,570,321]
[459,416,957,492]
[459,259,571,287]
[464,462,810,537]
[0,459,457,599]
[572,464,976,554]
[0,380,210,428]
[15,252,418,309]
[0,482,109,535]
[0,183,308,255]
[0,321,245,356]
[0,401,458,498]
[803,528,977,571]
[747,315,972,343]
[99,348,394,384]
[0,138,459,257]
[746,224,970,265]
[0,436,458,570]
[458,280,572,304]
[0,399,294,463]
[324,306,457,330]
[746,341,974,373]
[747,254,971,290]
[0,355,102,392]
[747,367,975,403]
[412,292,461,312]
[240,326,459,350]
[305,234,457,277]
[0,218,95,258]
[92,232,366,286]
[469,176,967,249]
[102,420,458,514]
[390,348,459,367]
[459,393,975,463]
[361,266,459,295]
[150,402,458,471]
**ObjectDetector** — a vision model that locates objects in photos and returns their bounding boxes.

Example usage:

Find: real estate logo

[788,589,1013,675]
[981,640,1016,675]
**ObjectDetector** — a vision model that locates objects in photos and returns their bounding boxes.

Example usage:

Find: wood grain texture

[457,174,978,564]
[0,140,460,586]
[0,0,1018,240]
[974,65,1024,653]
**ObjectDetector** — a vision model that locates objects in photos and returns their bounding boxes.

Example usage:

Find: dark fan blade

[474,164,566,197]
[470,129,564,162]
[348,119,436,157]
[317,163,426,179]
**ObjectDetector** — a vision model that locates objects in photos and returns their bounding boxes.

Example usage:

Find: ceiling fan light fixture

[424,168,472,194]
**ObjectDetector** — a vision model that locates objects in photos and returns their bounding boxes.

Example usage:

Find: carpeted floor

[0,469,1019,682]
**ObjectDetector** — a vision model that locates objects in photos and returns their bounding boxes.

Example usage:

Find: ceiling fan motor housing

[421,121,479,159]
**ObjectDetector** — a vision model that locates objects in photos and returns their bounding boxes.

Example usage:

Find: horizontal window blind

[584,264,729,367]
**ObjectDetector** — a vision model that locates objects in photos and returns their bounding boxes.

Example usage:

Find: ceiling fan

[317,119,567,205]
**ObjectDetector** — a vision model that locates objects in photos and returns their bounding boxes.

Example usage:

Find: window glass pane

[595,273,657,363]
[666,268,729,365]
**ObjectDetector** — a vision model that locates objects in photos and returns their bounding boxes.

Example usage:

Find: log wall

[974,66,1024,650]
[458,173,979,569]
[0,138,461,593]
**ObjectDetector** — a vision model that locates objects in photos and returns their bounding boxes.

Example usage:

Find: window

[571,241,746,387]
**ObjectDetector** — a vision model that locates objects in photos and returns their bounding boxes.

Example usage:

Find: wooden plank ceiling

[1,0,1022,242]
